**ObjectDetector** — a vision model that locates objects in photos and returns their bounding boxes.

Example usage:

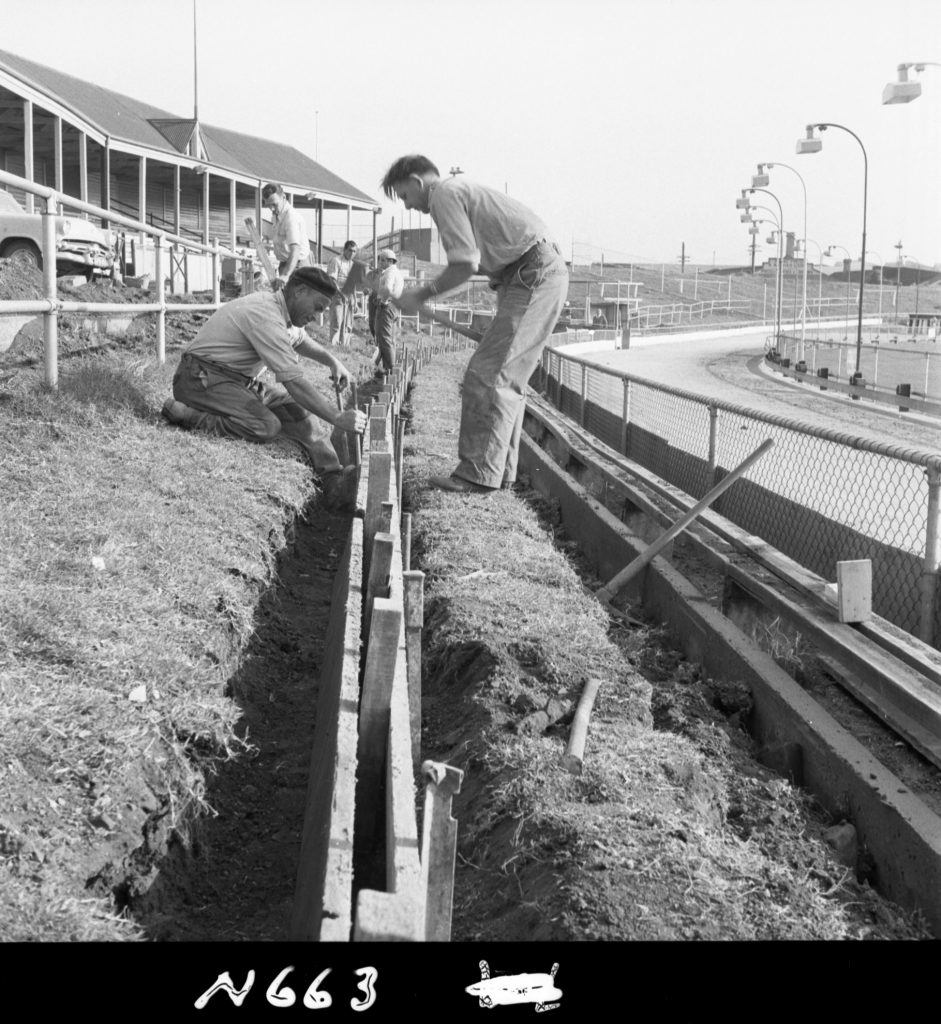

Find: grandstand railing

[537,342,941,648]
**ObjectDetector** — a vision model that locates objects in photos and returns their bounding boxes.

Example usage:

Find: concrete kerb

[520,430,941,934]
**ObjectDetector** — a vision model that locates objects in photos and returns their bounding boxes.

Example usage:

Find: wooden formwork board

[290,518,364,941]
[353,408,425,939]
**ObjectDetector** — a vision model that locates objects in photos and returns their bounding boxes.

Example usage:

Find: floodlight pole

[826,244,853,331]
[799,123,868,375]
[756,162,809,358]
[800,238,825,319]
[743,187,784,353]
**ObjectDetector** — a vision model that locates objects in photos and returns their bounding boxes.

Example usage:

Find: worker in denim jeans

[365,248,406,375]
[382,155,568,494]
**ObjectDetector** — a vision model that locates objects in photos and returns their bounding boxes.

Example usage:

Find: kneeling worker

[162,266,366,507]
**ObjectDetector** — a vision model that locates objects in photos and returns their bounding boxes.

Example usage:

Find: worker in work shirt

[326,240,360,346]
[382,155,568,494]
[364,248,406,376]
[161,266,366,509]
[262,182,311,289]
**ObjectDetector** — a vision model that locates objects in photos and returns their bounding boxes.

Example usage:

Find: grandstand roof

[0,48,377,209]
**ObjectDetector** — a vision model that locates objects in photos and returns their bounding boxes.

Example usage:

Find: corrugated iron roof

[0,48,377,207]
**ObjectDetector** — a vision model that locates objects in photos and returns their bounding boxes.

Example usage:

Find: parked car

[0,189,114,279]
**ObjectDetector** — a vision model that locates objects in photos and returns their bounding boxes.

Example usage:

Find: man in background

[262,183,311,289]
[161,266,365,509]
[365,248,406,376]
[326,240,360,346]
[381,155,568,494]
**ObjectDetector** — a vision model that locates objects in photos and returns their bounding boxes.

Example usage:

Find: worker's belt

[489,239,561,289]
[182,352,264,392]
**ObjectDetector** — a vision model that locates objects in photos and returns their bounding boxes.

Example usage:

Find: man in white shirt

[365,248,406,375]
[326,240,359,346]
[381,155,568,494]
[262,183,311,289]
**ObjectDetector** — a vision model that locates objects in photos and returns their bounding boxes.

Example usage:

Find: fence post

[620,377,630,456]
[155,236,166,365]
[580,364,588,427]
[41,197,59,389]
[919,465,941,646]
[708,405,718,484]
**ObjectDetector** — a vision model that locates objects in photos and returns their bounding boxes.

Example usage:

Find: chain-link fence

[539,346,941,648]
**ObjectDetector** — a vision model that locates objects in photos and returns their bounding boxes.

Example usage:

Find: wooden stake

[420,760,463,941]
[563,678,603,774]
[404,570,425,768]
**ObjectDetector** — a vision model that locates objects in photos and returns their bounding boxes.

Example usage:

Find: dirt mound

[0,255,44,300]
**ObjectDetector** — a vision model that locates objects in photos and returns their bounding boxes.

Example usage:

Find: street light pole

[800,238,825,320]
[796,123,868,377]
[754,162,808,359]
[743,187,785,352]
[894,240,904,318]
[825,244,853,328]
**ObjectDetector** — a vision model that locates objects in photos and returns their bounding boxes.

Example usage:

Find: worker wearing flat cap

[162,266,366,507]
[364,248,406,375]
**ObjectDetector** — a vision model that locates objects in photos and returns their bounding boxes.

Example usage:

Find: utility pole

[894,240,903,314]
[678,242,688,271]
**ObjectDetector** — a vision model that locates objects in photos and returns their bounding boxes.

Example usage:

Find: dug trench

[87,334,929,941]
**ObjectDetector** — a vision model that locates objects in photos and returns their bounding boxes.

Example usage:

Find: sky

[2,0,940,268]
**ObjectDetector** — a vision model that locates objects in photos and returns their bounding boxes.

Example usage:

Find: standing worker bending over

[262,183,311,289]
[162,267,366,508]
[382,155,568,494]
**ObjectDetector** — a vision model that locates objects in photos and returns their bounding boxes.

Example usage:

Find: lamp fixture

[883,62,940,104]
[883,63,925,104]
[795,126,822,155]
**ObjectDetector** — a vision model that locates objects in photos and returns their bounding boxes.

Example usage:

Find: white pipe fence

[0,167,251,387]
